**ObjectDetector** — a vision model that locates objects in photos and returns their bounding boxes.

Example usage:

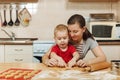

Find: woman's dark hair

[67,14,94,40]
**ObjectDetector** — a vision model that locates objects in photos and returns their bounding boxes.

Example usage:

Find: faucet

[1,29,16,41]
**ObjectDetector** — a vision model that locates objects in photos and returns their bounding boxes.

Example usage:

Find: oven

[33,40,55,63]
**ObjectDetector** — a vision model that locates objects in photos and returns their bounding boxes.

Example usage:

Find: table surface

[0,63,119,80]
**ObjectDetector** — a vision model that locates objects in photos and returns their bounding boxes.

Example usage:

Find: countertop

[0,63,120,80]
[0,38,120,45]
[97,40,120,45]
[0,38,38,45]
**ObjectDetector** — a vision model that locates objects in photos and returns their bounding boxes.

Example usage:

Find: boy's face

[54,31,69,49]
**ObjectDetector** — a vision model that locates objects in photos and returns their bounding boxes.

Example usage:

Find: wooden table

[0,63,119,80]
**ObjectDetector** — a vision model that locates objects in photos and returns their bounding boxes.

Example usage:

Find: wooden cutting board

[45,61,111,72]
[18,7,31,26]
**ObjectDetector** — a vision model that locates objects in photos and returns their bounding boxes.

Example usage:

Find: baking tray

[0,68,41,80]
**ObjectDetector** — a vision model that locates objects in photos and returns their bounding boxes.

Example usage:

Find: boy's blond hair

[54,24,68,37]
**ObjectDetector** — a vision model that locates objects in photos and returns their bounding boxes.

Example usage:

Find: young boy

[50,24,80,68]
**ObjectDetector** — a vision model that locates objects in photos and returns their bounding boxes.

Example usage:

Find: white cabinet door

[5,45,33,63]
[101,45,120,62]
[0,45,4,63]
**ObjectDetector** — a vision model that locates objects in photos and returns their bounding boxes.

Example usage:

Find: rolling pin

[84,61,111,72]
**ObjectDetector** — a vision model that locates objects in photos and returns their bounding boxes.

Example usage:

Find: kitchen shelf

[69,0,118,2]
[0,0,38,3]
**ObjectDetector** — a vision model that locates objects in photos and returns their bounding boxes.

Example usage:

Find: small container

[111,60,120,75]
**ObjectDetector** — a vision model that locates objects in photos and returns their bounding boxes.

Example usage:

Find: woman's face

[68,23,86,42]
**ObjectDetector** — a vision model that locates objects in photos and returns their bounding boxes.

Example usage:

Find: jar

[111,60,120,75]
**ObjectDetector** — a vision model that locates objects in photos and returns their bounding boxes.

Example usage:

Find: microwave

[89,21,120,40]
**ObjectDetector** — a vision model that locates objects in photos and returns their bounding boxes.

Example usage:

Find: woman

[42,14,106,67]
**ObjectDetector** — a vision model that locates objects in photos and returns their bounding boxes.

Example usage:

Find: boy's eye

[57,38,61,40]
[57,37,67,40]
[63,37,68,40]
[64,37,66,39]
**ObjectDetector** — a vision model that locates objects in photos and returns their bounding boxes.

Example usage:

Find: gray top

[71,38,98,59]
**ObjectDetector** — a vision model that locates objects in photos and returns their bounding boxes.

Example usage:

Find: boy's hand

[46,58,58,67]
[57,57,67,67]
[67,59,76,68]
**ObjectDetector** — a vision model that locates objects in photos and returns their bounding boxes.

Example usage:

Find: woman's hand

[45,58,58,67]
[76,59,88,67]
[67,59,76,68]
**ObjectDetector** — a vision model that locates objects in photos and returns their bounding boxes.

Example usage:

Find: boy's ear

[54,36,57,41]
[54,36,55,39]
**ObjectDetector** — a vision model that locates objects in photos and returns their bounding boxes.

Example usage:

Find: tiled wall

[0,0,119,40]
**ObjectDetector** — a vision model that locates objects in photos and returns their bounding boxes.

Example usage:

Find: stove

[33,40,55,62]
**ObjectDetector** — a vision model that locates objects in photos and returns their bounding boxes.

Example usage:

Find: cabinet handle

[15,59,23,61]
[14,49,23,51]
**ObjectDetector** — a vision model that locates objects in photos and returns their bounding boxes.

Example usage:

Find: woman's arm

[77,46,106,67]
[87,46,106,65]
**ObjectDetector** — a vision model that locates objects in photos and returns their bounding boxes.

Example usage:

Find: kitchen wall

[0,0,120,40]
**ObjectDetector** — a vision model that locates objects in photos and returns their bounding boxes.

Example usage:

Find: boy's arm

[68,52,80,68]
[42,48,51,64]
[72,51,80,61]
[42,48,59,66]
[50,52,61,60]
[50,52,67,67]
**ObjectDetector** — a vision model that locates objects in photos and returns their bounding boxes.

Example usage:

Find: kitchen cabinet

[0,45,4,63]
[0,0,38,3]
[69,0,118,2]
[4,45,33,63]
[84,45,120,62]
[101,45,120,61]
